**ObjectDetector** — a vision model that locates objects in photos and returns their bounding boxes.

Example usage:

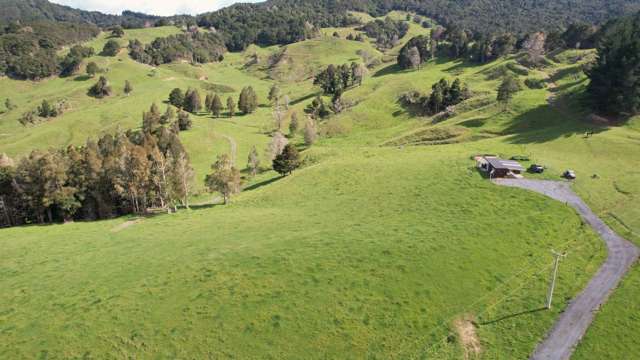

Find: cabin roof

[484,156,524,171]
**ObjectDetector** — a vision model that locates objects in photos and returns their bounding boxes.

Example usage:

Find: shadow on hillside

[480,307,547,325]
[501,102,607,144]
[554,78,588,93]
[373,63,402,77]
[74,75,91,81]
[189,203,223,211]
[243,175,283,192]
[290,91,319,106]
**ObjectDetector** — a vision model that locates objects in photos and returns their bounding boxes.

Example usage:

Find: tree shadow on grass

[480,307,547,325]
[290,91,320,106]
[501,101,607,144]
[373,63,402,77]
[188,203,222,211]
[74,75,91,81]
[243,175,283,192]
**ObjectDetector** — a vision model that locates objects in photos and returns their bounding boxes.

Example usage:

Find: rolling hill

[1,5,639,360]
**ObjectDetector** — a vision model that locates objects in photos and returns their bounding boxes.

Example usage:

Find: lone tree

[247,145,260,176]
[289,112,299,136]
[177,110,192,131]
[238,86,258,114]
[210,94,223,118]
[497,75,521,110]
[407,46,422,69]
[4,98,15,111]
[169,88,184,108]
[205,154,241,205]
[268,131,288,160]
[268,84,281,105]
[88,76,113,98]
[102,39,120,56]
[38,100,57,118]
[304,118,318,146]
[273,144,300,176]
[183,88,202,113]
[124,80,133,96]
[86,62,99,77]
[227,96,236,117]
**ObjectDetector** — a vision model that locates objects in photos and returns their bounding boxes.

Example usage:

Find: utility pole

[546,250,567,309]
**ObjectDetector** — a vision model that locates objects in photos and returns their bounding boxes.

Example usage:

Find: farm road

[494,179,639,360]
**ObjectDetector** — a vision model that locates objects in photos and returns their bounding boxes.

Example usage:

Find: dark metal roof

[484,157,524,171]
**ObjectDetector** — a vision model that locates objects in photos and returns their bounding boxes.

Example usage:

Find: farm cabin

[476,156,524,178]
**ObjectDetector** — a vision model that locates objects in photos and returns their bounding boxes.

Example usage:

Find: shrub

[524,78,547,89]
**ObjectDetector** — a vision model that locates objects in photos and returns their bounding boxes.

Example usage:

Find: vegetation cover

[128,32,226,66]
[0,3,640,360]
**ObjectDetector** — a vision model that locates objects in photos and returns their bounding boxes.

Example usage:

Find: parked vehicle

[563,170,576,179]
[529,164,545,173]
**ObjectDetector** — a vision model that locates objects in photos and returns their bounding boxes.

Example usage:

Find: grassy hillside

[1,17,639,359]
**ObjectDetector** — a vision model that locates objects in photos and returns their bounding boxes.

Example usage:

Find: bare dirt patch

[453,316,482,359]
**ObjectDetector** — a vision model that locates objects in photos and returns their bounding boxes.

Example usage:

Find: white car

[563,170,576,179]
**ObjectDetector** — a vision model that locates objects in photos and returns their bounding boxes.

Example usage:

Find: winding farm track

[494,179,639,360]
[220,134,238,164]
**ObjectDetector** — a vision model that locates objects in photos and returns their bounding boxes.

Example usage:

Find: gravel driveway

[494,179,639,360]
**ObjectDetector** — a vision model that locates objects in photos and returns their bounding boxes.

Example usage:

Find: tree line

[169,86,258,116]
[0,103,195,227]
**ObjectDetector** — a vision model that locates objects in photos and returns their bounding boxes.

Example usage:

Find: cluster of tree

[400,78,470,115]
[345,33,365,42]
[196,0,363,51]
[18,99,69,126]
[128,32,226,65]
[110,25,125,38]
[357,17,409,49]
[204,93,236,118]
[168,88,204,114]
[59,45,95,76]
[587,11,640,116]
[88,76,113,98]
[314,63,367,95]
[397,35,433,69]
[0,105,194,227]
[142,103,192,134]
[0,20,99,79]
[102,39,121,56]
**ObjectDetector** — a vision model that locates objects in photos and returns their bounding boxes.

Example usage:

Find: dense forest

[0,0,163,28]
[128,32,226,65]
[587,11,640,116]
[196,1,363,51]
[0,21,99,79]
[195,0,640,51]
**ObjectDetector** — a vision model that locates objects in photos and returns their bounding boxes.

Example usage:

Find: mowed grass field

[1,16,639,358]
